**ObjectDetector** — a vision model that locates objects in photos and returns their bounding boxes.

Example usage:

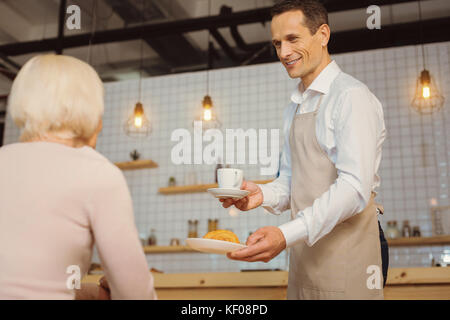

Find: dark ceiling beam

[235,16,450,66]
[322,0,422,12]
[0,52,21,70]
[240,43,273,65]
[229,24,265,53]
[0,0,435,57]
[0,71,15,81]
[105,0,166,22]
[207,5,268,66]
[220,5,267,56]
[329,16,450,54]
[0,7,271,57]
[0,64,16,81]
[106,0,204,68]
[209,29,240,63]
[143,35,204,67]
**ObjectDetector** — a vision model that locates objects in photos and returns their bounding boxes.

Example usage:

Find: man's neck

[300,55,332,90]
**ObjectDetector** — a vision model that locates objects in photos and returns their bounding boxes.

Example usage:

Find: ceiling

[0,0,449,114]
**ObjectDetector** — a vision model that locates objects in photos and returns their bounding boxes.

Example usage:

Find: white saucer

[186,238,247,254]
[207,188,250,200]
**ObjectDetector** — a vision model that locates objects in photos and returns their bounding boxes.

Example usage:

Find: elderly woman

[0,54,156,300]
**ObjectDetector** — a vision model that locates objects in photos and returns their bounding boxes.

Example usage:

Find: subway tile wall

[3,41,450,272]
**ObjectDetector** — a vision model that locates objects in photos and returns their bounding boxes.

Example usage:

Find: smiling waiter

[220,0,388,299]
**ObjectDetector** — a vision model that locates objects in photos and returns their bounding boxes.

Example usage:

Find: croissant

[203,230,240,244]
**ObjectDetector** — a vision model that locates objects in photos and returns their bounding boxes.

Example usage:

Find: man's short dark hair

[271,0,328,35]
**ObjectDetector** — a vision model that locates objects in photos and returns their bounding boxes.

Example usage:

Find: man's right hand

[219,180,263,211]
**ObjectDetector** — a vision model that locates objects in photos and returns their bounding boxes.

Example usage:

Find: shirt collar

[290,60,341,104]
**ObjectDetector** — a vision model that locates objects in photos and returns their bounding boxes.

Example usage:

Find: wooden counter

[82,267,450,300]
[383,267,450,300]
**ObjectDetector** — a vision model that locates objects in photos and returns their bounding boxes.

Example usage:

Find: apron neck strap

[313,94,324,115]
[295,94,324,115]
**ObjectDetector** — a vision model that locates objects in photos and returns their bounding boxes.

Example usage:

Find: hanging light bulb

[135,116,143,128]
[193,0,221,129]
[202,95,213,121]
[125,102,151,137]
[420,70,430,99]
[134,103,144,127]
[410,0,445,115]
[411,69,445,114]
[422,86,430,99]
[203,108,212,121]
[124,0,152,138]
[195,95,221,129]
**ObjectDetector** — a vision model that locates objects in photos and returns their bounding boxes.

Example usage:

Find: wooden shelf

[114,159,158,170]
[387,235,450,246]
[159,180,273,195]
[143,245,195,253]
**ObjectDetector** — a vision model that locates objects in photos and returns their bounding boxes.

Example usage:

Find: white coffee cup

[217,168,243,190]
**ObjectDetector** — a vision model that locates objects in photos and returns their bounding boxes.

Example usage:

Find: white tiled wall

[3,41,450,272]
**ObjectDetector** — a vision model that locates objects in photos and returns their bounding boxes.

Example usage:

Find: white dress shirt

[259,60,386,248]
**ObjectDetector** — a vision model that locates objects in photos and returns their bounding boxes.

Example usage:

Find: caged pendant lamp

[411,0,445,115]
[411,69,445,115]
[194,0,221,129]
[125,0,151,137]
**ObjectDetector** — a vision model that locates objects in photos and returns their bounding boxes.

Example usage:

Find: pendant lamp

[194,0,221,129]
[411,0,445,114]
[125,1,151,137]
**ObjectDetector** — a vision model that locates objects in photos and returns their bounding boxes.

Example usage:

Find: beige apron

[286,96,383,300]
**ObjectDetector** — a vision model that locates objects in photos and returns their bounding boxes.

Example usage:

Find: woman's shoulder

[1,141,123,184]
[71,146,125,185]
[77,148,130,199]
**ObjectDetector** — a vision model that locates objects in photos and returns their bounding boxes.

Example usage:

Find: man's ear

[318,24,330,47]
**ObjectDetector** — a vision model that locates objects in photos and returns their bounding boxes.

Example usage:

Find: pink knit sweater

[0,141,156,299]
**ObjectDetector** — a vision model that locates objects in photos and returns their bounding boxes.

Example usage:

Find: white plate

[186,238,247,254]
[207,188,250,200]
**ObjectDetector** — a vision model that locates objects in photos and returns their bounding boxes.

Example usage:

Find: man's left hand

[227,226,286,263]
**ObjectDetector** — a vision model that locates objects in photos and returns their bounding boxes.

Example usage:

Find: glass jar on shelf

[168,176,176,187]
[412,226,421,237]
[188,219,198,238]
[385,220,401,239]
[147,229,157,246]
[208,219,219,232]
[139,233,147,246]
[402,220,412,237]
